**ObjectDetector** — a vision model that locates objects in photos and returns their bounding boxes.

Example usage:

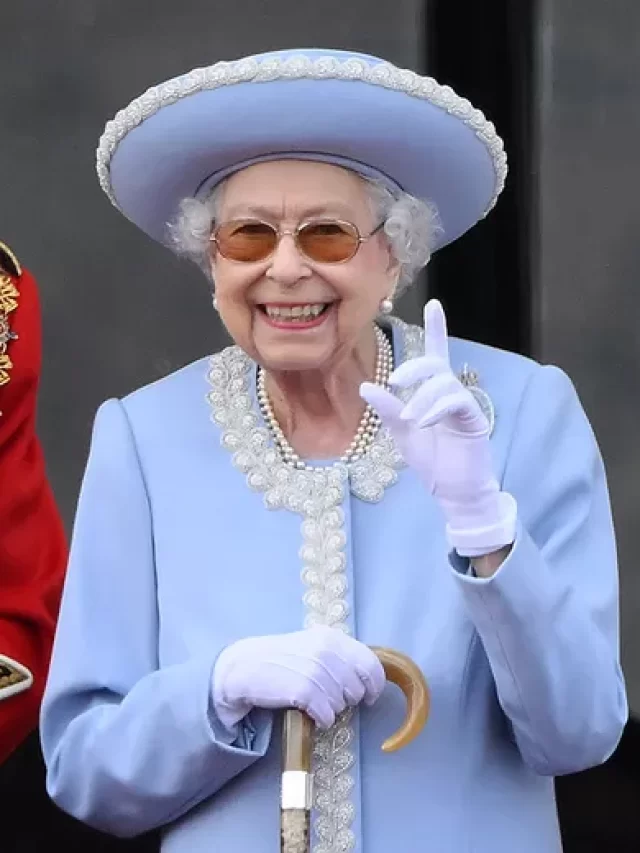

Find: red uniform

[0,241,67,765]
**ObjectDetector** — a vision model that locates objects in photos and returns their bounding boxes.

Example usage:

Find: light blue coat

[39,317,627,853]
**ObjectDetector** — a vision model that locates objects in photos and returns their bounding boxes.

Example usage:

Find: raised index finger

[423,299,449,363]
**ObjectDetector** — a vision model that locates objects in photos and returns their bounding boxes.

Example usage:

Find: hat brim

[99,49,507,252]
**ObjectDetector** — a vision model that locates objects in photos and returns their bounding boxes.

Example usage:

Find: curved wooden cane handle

[369,646,430,752]
[281,646,431,771]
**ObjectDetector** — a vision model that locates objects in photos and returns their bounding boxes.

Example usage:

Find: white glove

[212,625,386,730]
[361,300,516,557]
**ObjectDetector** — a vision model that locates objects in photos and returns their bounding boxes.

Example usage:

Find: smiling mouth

[258,303,333,323]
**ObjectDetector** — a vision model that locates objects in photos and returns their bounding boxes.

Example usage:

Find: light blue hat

[96,48,507,252]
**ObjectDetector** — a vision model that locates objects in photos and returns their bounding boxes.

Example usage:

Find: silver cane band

[281,770,313,810]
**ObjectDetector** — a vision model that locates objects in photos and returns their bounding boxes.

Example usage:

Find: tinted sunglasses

[209,218,384,264]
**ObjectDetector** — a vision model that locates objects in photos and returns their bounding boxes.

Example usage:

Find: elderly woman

[40,48,626,853]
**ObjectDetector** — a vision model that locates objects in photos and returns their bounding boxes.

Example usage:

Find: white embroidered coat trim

[206,317,422,853]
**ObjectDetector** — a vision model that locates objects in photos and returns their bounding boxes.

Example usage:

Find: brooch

[458,364,495,436]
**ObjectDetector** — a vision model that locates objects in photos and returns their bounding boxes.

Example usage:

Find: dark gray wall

[534,0,640,712]
[1,1,425,528]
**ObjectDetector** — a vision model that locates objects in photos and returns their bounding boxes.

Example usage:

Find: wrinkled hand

[361,300,516,557]
[212,625,386,731]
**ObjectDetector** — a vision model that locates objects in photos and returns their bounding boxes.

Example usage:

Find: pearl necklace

[256,325,394,471]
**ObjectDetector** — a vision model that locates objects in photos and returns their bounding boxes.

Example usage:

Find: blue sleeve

[451,364,628,776]
[39,399,273,837]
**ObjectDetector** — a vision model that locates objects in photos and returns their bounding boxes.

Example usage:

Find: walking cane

[280,646,430,853]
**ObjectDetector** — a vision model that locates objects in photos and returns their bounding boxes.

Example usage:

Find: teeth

[265,304,327,320]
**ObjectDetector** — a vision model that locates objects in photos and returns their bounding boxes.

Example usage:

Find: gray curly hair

[167,171,442,294]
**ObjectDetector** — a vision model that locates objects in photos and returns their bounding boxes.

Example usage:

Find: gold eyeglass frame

[209,218,385,264]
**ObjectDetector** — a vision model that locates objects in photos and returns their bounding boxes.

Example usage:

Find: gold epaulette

[0,241,20,391]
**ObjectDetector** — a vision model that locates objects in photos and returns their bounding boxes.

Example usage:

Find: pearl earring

[212,294,218,311]
[379,297,393,315]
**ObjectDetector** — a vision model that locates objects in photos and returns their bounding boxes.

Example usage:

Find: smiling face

[209,160,399,373]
